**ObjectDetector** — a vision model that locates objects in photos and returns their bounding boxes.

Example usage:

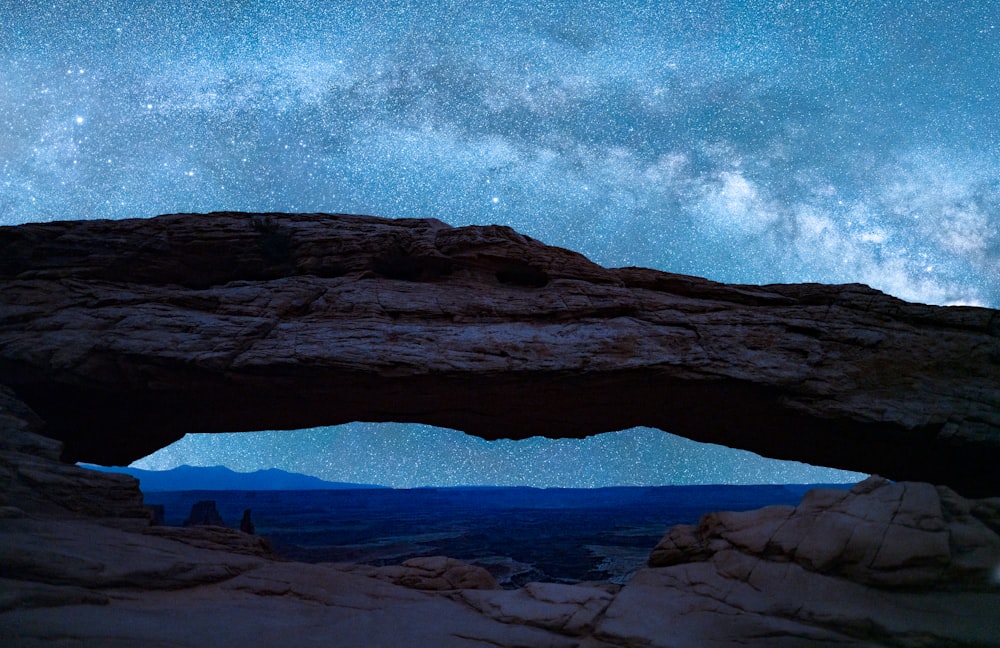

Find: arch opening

[100,424,867,585]
[126,424,867,489]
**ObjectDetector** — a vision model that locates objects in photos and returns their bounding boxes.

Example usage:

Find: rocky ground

[2,386,999,647]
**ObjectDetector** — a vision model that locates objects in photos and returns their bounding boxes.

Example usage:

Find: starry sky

[3,0,997,487]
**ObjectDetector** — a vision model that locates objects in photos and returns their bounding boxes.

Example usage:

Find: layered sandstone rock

[336,555,500,591]
[603,477,1000,646]
[650,476,1000,589]
[0,387,273,613]
[0,384,149,522]
[1,212,998,495]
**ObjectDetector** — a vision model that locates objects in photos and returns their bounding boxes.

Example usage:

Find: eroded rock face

[650,476,1000,590]
[0,384,149,522]
[1,212,998,494]
[600,562,1000,647]
[615,477,1000,646]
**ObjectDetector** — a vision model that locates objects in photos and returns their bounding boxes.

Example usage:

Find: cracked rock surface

[1,212,999,495]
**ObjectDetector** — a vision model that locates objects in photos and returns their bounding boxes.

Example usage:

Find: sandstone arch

[1,212,997,495]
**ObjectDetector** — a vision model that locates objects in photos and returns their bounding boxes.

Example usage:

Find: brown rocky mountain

[1,213,998,646]
[1,212,998,494]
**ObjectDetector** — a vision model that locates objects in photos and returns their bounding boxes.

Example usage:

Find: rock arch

[1,212,997,495]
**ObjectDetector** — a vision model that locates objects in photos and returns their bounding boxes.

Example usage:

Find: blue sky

[2,0,996,486]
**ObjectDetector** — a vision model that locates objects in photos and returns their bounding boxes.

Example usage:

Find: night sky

[3,1,996,486]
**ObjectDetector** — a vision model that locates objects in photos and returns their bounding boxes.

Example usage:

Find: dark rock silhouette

[240,508,255,535]
[183,500,225,527]
[0,384,150,522]
[1,212,997,495]
[147,504,165,526]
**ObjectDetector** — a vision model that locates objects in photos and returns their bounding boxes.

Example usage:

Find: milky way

[3,0,997,486]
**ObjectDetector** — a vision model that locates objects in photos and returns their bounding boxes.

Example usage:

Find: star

[2,0,997,485]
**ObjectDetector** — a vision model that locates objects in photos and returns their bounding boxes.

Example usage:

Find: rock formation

[0,384,150,523]
[620,477,1000,645]
[339,556,500,591]
[183,500,226,527]
[1,212,998,495]
[240,508,255,535]
[650,476,1000,590]
[1,352,998,645]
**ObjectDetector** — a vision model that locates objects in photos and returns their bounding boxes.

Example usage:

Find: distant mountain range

[79,464,387,492]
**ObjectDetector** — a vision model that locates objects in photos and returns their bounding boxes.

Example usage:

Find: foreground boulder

[1,212,998,495]
[600,477,1000,646]
[650,476,1000,589]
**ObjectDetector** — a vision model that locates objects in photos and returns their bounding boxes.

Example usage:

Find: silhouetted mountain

[79,464,387,492]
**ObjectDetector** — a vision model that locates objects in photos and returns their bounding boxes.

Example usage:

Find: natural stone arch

[1,212,998,495]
